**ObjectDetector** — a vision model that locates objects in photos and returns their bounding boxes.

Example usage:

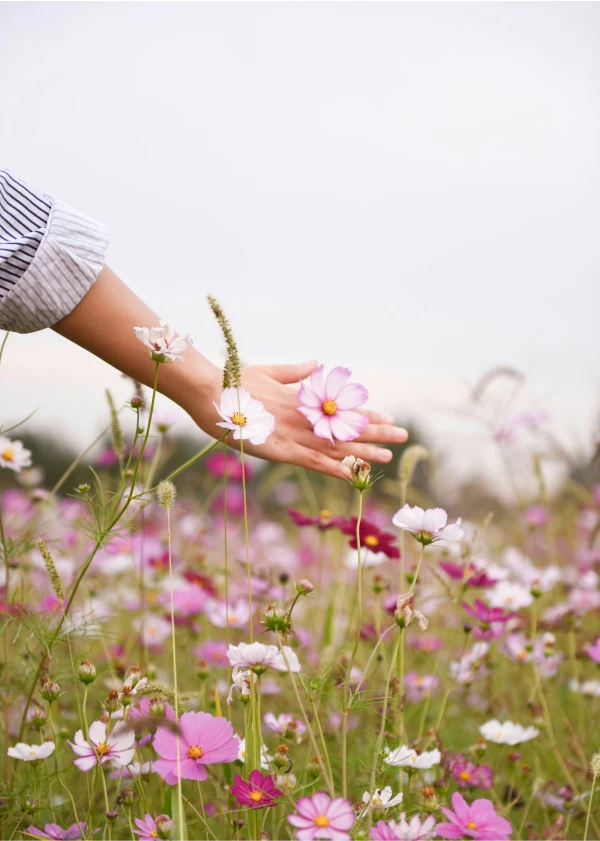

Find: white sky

[1,2,598,491]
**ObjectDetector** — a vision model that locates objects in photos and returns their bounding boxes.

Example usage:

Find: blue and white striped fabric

[0,168,110,333]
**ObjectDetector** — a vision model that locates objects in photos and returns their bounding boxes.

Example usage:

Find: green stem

[167,506,185,838]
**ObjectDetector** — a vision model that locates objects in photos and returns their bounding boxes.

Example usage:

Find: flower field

[1,314,599,841]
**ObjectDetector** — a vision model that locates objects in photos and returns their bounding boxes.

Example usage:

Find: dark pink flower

[297,365,368,443]
[288,508,345,531]
[439,562,497,588]
[449,756,494,790]
[230,769,282,809]
[27,823,95,840]
[437,792,512,840]
[340,518,400,560]
[206,452,251,481]
[462,600,515,626]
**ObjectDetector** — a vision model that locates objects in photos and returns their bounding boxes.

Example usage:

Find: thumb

[263,360,318,385]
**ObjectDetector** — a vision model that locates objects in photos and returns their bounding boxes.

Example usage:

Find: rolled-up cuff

[0,197,110,333]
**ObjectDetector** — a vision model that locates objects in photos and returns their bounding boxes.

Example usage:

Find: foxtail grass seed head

[105,389,124,462]
[207,296,242,388]
[156,480,177,511]
[590,751,600,775]
[398,444,429,486]
[36,538,64,602]
[77,660,97,684]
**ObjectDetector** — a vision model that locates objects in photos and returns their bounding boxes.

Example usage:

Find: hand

[191,360,409,479]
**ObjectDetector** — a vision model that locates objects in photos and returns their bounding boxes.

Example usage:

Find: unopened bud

[421,785,438,811]
[77,660,97,684]
[22,796,38,814]
[104,689,122,714]
[296,579,314,595]
[76,483,91,494]
[148,697,166,717]
[155,815,173,839]
[342,455,373,490]
[272,744,290,769]
[261,604,292,634]
[307,754,324,778]
[116,786,136,807]
[157,480,177,511]
[130,396,145,409]
[276,772,297,794]
[196,660,210,681]
[106,810,119,822]
[40,679,61,702]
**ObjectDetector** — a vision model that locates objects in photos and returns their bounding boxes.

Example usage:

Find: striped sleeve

[0,168,110,333]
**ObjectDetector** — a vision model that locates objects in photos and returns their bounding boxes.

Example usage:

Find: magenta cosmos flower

[288,508,346,531]
[439,561,497,589]
[297,365,368,443]
[462,600,515,626]
[230,769,283,809]
[153,711,239,784]
[69,721,135,771]
[340,517,400,559]
[437,792,512,840]
[288,792,355,840]
[27,823,95,840]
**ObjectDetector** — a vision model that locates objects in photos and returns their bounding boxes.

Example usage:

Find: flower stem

[167,505,185,837]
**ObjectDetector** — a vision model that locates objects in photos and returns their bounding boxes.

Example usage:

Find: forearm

[52,265,220,420]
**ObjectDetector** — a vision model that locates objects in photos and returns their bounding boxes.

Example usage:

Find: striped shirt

[0,168,109,333]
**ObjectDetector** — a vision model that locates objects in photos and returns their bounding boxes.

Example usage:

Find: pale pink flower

[153,711,239,784]
[392,506,464,544]
[297,365,368,443]
[0,437,32,472]
[206,599,250,629]
[69,721,135,771]
[214,387,275,445]
[288,791,355,840]
[133,321,193,363]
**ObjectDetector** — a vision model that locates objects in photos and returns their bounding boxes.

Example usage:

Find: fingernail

[382,450,393,462]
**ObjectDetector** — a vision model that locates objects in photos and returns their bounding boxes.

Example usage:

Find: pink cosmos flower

[288,508,346,531]
[27,823,95,840]
[448,756,494,790]
[297,365,368,443]
[587,637,600,664]
[153,711,239,784]
[230,769,282,809]
[206,451,251,481]
[340,517,400,560]
[132,814,172,841]
[214,387,275,445]
[288,792,356,840]
[436,792,512,840]
[462,600,515,626]
[404,672,439,703]
[264,712,307,741]
[157,585,208,617]
[69,721,135,771]
[439,561,497,589]
[206,598,250,629]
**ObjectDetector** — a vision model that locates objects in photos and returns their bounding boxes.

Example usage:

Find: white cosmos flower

[272,645,302,673]
[227,642,278,672]
[383,745,441,769]
[392,505,464,545]
[361,785,403,814]
[238,737,272,770]
[569,679,600,697]
[8,741,55,761]
[344,547,388,570]
[133,321,193,363]
[227,667,252,705]
[479,719,539,745]
[0,437,32,473]
[214,387,275,445]
[449,641,489,685]
[486,581,534,610]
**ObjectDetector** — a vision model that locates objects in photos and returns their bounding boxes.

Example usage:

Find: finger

[292,444,352,480]
[355,424,409,445]
[262,360,319,385]
[358,408,397,425]
[294,429,394,465]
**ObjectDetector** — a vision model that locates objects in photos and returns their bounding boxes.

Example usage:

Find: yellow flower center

[150,833,158,839]
[231,412,247,426]
[320,509,331,521]
[463,565,473,579]
[372,797,382,805]
[459,770,472,781]
[466,821,477,830]
[250,790,264,802]
[364,535,379,547]
[315,816,329,827]
[517,650,528,661]
[187,745,203,759]
[1,448,14,461]
[321,400,337,416]
[28,749,38,756]
[228,614,238,625]
[96,742,110,757]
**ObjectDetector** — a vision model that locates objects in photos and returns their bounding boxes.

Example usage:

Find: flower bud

[148,697,166,718]
[421,786,437,811]
[276,772,297,794]
[104,689,122,714]
[77,659,97,684]
[116,786,137,807]
[296,579,314,595]
[196,659,210,681]
[232,819,245,831]
[123,665,142,690]
[157,480,177,511]
[307,754,324,778]
[22,796,38,814]
[40,679,61,702]
[272,744,290,769]
[372,574,389,594]
[260,604,292,635]
[120,686,134,708]
[106,810,119,822]
[130,396,145,409]
[156,815,174,840]
[342,455,373,490]
[76,483,91,494]
[259,834,269,840]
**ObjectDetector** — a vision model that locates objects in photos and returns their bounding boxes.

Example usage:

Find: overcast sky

[1,2,598,490]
